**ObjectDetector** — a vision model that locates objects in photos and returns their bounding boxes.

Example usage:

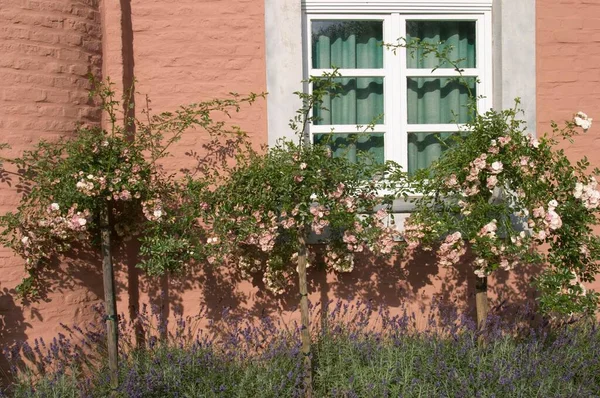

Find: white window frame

[304,9,493,172]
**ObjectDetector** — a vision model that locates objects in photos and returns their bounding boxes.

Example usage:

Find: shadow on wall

[0,286,30,385]
[0,108,542,378]
[142,245,541,338]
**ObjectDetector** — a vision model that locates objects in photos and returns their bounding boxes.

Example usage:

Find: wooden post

[475,275,488,330]
[100,203,119,391]
[297,234,313,398]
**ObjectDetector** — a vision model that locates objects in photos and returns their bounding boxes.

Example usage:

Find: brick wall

[109,0,271,338]
[537,0,600,151]
[0,0,103,354]
[0,0,102,140]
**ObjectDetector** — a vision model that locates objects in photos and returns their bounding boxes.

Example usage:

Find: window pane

[407,132,465,175]
[312,20,383,69]
[407,77,476,124]
[314,133,384,164]
[314,77,384,125]
[406,21,476,69]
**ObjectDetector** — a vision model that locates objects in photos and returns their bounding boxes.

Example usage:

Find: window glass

[313,77,384,125]
[407,132,465,175]
[406,20,476,68]
[312,20,384,69]
[407,77,476,124]
[306,14,488,174]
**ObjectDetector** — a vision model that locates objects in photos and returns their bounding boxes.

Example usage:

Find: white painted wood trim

[477,11,494,115]
[388,12,402,165]
[305,11,492,169]
[311,69,386,77]
[405,68,480,77]
[303,1,493,13]
[311,125,387,134]
[407,124,468,133]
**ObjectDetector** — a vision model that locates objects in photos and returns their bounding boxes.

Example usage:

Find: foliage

[0,78,261,299]
[4,302,600,397]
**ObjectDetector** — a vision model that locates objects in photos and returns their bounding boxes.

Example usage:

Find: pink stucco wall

[1,0,600,370]
[537,0,600,295]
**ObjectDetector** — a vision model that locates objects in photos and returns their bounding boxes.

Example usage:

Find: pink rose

[498,136,511,146]
[489,161,503,174]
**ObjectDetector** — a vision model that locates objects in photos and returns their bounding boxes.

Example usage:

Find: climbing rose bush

[0,79,260,298]
[204,138,400,295]
[400,106,600,316]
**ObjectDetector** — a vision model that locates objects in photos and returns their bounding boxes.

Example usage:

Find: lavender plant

[4,301,600,397]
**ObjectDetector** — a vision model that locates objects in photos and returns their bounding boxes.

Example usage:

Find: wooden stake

[475,275,488,331]
[297,234,312,398]
[100,203,119,391]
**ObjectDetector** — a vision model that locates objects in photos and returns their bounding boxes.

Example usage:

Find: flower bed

[3,302,600,397]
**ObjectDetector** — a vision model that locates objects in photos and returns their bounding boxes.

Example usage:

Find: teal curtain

[312,20,383,69]
[312,21,385,127]
[406,21,476,174]
[407,77,476,125]
[310,20,476,170]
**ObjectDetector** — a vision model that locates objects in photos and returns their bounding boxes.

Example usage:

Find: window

[304,10,492,174]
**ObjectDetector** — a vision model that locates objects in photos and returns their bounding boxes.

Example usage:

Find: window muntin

[306,13,492,174]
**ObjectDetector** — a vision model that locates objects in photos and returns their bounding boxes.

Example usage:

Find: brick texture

[0,0,104,353]
[537,0,600,145]
[109,0,271,339]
